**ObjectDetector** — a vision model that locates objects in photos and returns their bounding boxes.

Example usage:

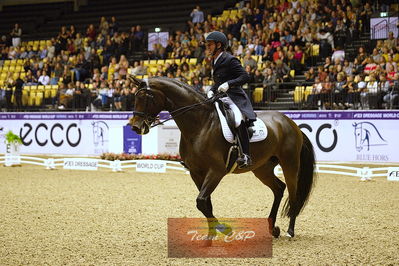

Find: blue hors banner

[0,111,398,163]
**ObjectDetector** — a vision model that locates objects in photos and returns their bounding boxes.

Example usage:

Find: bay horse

[128,76,316,238]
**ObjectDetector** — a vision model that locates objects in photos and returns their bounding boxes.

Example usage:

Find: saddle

[215,99,268,173]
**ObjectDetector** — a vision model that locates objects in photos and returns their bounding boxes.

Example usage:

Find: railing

[0,154,393,181]
[246,81,398,110]
[0,154,188,173]
[371,17,398,40]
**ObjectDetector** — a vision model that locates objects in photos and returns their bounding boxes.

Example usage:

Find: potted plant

[5,130,22,154]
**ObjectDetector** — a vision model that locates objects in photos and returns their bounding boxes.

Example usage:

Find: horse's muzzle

[131,124,149,135]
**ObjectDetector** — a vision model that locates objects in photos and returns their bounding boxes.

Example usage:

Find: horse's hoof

[286,231,294,238]
[216,223,232,235]
[272,226,280,238]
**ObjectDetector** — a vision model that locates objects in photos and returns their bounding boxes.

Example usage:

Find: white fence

[0,154,395,181]
[0,154,188,173]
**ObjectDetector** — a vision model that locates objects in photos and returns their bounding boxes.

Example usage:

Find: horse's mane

[150,76,206,102]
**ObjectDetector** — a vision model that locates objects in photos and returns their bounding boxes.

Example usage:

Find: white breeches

[220,97,243,128]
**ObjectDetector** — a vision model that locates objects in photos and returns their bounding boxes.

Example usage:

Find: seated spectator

[113,82,123,111]
[321,75,333,109]
[332,46,345,63]
[343,75,358,108]
[243,52,257,70]
[367,74,379,109]
[38,70,50,85]
[275,59,291,83]
[73,54,90,82]
[332,73,347,109]
[307,77,323,109]
[363,57,377,75]
[58,82,75,110]
[383,73,399,109]
[261,67,276,102]
[371,48,382,63]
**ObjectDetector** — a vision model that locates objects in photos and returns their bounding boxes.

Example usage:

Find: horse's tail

[282,132,316,218]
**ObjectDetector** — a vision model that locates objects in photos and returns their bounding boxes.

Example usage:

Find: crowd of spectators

[0,0,398,111]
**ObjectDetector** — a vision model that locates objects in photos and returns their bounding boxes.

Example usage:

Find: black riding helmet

[205,31,228,49]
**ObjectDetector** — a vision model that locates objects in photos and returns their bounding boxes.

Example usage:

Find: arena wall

[0,110,398,163]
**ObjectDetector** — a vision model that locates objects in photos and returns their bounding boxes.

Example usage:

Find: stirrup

[236,154,252,169]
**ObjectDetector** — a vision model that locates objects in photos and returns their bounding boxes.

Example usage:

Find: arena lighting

[380,12,388,17]
[155,27,161,32]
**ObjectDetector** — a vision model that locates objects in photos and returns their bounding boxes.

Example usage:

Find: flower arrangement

[100,153,181,161]
[5,130,22,144]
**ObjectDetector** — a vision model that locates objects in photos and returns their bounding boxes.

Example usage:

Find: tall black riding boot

[236,121,252,169]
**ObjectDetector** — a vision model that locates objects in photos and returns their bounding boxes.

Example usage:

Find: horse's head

[353,122,363,152]
[128,76,166,135]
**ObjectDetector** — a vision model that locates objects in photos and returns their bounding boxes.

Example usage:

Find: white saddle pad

[215,101,268,144]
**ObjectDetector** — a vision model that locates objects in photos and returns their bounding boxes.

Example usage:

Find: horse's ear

[128,74,146,89]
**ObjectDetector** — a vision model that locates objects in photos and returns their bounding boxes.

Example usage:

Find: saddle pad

[215,101,268,144]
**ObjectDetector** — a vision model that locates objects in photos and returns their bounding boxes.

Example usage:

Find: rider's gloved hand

[207,90,214,98]
[217,82,229,93]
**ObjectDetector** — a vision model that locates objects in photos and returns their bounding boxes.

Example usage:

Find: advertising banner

[0,113,130,155]
[1,111,398,163]
[284,111,399,163]
[123,125,142,154]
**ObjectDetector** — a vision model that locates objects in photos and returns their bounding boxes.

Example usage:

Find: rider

[205,31,257,168]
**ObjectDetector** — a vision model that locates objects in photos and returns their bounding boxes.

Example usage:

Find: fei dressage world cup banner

[0,111,398,163]
[284,111,399,163]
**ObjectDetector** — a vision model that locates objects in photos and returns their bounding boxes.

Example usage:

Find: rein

[150,95,218,127]
[133,85,225,128]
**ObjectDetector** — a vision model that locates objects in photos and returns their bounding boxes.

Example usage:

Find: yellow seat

[23,85,31,92]
[304,86,313,101]
[30,85,38,94]
[311,45,320,57]
[37,85,45,91]
[157,59,165,65]
[165,59,173,64]
[28,92,36,106]
[3,60,10,66]
[149,60,157,66]
[16,59,25,66]
[294,86,305,103]
[10,60,17,66]
[50,89,58,98]
[174,59,181,65]
[8,65,16,72]
[290,70,295,78]
[44,89,51,98]
[35,92,44,106]
[253,87,264,103]
[22,90,29,106]
[189,58,197,65]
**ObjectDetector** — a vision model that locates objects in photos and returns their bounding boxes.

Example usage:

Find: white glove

[217,82,229,93]
[207,90,214,98]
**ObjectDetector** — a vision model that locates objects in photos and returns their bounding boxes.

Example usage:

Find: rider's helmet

[205,31,228,49]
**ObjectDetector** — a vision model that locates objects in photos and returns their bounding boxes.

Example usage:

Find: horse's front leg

[195,171,227,245]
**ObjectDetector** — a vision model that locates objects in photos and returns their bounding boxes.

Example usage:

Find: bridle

[132,86,223,128]
[132,87,158,128]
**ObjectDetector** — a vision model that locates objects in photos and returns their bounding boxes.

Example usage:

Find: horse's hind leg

[279,156,300,238]
[253,160,286,238]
